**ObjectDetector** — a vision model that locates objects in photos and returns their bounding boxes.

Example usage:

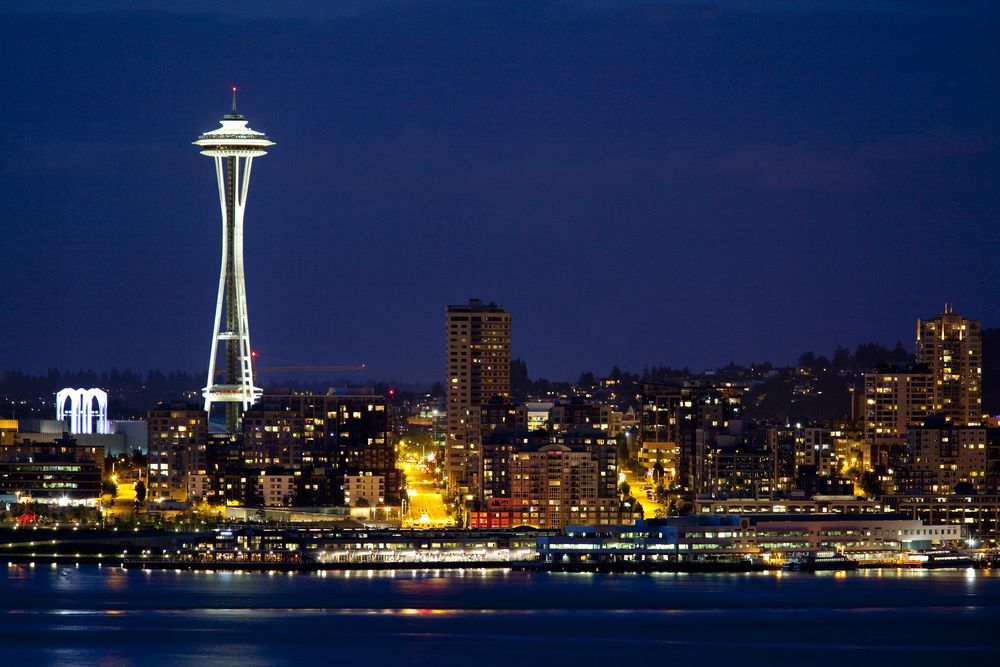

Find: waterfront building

[0,433,104,505]
[537,515,963,566]
[694,495,884,515]
[172,526,544,565]
[154,515,963,568]
[915,306,983,426]
[445,299,511,497]
[885,494,1000,547]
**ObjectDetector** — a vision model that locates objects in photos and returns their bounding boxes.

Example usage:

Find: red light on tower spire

[231,85,238,114]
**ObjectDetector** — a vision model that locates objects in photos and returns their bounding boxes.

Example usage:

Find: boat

[783,551,858,572]
[905,549,976,569]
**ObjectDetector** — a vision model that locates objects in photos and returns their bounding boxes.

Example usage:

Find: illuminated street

[399,454,454,528]
[621,469,666,520]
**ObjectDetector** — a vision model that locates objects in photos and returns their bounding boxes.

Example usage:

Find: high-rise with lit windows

[864,366,934,485]
[242,392,399,505]
[148,403,208,501]
[445,299,511,497]
[903,421,988,494]
[916,306,982,426]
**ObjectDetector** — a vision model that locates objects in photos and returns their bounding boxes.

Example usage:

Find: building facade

[639,381,744,494]
[903,424,988,494]
[916,306,982,426]
[148,404,209,501]
[242,392,398,505]
[0,433,103,504]
[344,472,386,507]
[864,367,933,456]
[445,299,511,497]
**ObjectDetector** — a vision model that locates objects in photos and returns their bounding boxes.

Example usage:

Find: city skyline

[1,2,998,382]
[3,4,1000,664]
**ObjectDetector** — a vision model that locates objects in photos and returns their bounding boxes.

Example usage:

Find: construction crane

[257,364,367,373]
[214,354,366,385]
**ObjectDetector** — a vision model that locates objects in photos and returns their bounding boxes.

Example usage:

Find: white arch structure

[55,387,109,435]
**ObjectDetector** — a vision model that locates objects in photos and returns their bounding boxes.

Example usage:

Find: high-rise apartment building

[148,403,209,501]
[445,299,511,496]
[863,366,934,485]
[916,306,983,426]
[473,430,630,529]
[150,392,398,507]
[864,368,934,446]
[639,381,744,494]
[766,425,854,496]
[904,423,988,494]
[510,444,599,528]
[242,392,398,505]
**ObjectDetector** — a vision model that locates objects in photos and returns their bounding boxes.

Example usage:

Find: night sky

[1,1,998,383]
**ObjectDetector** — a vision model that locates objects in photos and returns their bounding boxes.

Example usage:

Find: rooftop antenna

[232,85,237,114]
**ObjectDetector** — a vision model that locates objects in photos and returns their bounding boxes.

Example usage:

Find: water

[1,565,997,665]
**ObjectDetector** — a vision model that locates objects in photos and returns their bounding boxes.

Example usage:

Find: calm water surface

[0,565,997,665]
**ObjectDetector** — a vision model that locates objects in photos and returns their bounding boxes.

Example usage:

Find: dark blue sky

[1,1,998,382]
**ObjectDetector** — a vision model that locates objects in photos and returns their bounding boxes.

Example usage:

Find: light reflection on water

[0,566,998,665]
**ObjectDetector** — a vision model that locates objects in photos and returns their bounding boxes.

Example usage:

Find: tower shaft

[204,153,259,432]
[224,155,240,432]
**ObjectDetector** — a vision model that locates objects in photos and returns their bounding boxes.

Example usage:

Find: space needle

[195,88,274,432]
